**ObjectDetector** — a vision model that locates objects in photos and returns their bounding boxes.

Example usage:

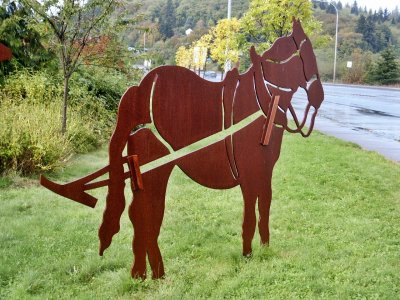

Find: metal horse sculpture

[0,43,12,62]
[41,20,324,279]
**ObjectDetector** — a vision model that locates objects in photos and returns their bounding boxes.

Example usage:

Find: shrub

[72,68,132,111]
[366,47,400,85]
[0,69,115,174]
[0,100,70,174]
[342,49,373,84]
[0,69,62,104]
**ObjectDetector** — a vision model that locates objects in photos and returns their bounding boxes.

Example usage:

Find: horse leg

[144,165,173,279]
[129,164,173,279]
[240,185,258,256]
[129,195,147,279]
[257,178,272,245]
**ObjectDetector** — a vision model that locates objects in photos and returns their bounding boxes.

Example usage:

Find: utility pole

[333,3,338,84]
[224,0,232,76]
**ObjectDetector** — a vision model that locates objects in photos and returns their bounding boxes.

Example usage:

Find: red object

[40,19,324,279]
[0,43,12,61]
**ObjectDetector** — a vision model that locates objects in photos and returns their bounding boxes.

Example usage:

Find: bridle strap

[285,103,318,137]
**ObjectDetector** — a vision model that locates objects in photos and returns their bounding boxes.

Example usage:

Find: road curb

[322,82,400,92]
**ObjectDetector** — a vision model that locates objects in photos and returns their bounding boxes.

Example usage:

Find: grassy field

[1,131,399,299]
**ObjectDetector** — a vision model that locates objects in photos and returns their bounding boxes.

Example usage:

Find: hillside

[125,0,400,83]
[312,2,400,81]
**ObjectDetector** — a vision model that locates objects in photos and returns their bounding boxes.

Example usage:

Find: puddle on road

[356,107,399,118]
[351,93,377,98]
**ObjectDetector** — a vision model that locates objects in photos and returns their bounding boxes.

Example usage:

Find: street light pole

[333,4,338,84]
[224,0,232,76]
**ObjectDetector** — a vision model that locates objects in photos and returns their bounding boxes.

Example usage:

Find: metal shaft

[333,5,338,84]
[224,0,232,76]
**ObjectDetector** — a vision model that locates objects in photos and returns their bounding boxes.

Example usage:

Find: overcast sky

[345,0,399,11]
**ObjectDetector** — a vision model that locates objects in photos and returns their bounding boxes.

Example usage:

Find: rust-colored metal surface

[40,20,324,279]
[0,43,12,61]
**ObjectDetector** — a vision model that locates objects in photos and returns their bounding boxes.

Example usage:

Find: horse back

[149,66,224,151]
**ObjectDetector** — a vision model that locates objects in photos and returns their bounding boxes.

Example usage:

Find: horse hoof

[152,271,165,280]
[242,249,253,258]
[131,268,146,280]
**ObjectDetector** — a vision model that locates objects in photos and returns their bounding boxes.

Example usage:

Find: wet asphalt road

[291,84,400,162]
[204,73,399,161]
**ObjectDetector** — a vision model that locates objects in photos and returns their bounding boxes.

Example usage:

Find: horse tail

[98,71,157,255]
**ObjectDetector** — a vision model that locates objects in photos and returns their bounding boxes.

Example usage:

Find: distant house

[0,43,12,61]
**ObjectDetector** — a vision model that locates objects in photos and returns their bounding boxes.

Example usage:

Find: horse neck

[224,68,263,126]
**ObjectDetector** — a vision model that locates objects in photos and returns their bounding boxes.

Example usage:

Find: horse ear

[292,19,307,47]
[249,45,259,65]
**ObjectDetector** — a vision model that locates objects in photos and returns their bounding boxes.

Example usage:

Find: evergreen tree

[377,8,384,23]
[392,6,399,22]
[356,14,394,52]
[350,1,359,15]
[383,8,390,21]
[372,10,378,22]
[375,25,393,51]
[364,16,377,51]
[356,15,367,33]
[312,1,318,9]
[337,1,343,10]
[159,0,176,39]
[367,47,399,84]
[326,4,336,14]
[184,16,194,29]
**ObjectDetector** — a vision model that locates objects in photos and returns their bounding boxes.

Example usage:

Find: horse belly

[151,66,224,151]
[177,140,237,189]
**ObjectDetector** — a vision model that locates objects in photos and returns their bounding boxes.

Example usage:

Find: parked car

[205,71,217,78]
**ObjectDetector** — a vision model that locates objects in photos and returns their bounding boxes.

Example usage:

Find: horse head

[250,19,324,137]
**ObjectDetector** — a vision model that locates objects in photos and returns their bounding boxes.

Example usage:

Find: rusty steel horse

[41,20,324,279]
[0,43,12,62]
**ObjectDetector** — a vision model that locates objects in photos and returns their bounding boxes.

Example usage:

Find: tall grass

[0,100,70,173]
[0,69,114,174]
[0,131,399,299]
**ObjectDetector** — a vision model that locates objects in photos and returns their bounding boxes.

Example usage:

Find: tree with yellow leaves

[176,46,193,68]
[192,34,212,71]
[209,18,241,73]
[241,0,322,52]
[176,34,212,71]
[176,0,323,74]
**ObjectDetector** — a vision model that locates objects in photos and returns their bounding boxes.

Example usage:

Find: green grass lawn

[1,131,399,299]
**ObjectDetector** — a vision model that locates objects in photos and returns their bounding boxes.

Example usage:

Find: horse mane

[262,20,307,63]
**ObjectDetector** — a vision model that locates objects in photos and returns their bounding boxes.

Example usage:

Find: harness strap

[127,155,144,191]
[261,95,280,146]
